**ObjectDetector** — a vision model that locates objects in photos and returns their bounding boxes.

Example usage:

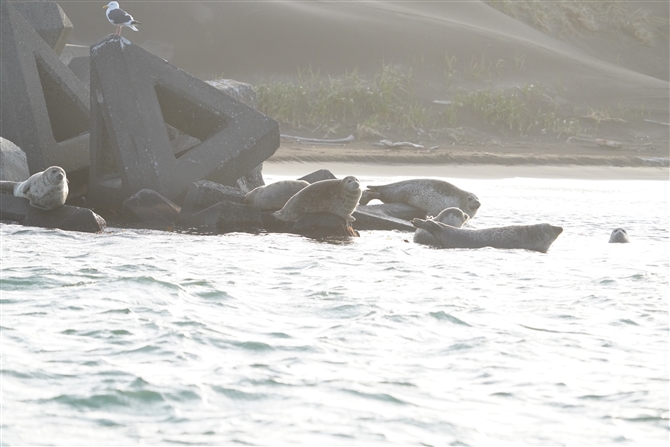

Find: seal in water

[411,218,563,253]
[359,179,481,218]
[0,166,68,210]
[609,228,630,243]
[273,176,362,222]
[244,180,309,211]
[413,207,470,246]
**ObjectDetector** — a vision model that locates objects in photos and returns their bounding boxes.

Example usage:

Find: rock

[0,194,106,233]
[122,189,181,229]
[292,212,360,238]
[0,138,30,182]
[177,200,263,233]
[179,181,245,217]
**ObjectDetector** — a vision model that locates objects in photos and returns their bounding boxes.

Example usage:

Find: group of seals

[272,176,362,222]
[0,166,68,210]
[412,218,564,253]
[360,179,481,218]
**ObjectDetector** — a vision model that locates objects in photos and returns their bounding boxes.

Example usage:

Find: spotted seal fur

[272,176,362,222]
[360,179,481,218]
[413,207,470,246]
[411,218,563,253]
[245,180,309,211]
[0,166,68,210]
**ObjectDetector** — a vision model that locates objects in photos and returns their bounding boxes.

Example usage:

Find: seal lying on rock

[273,176,362,222]
[609,228,630,243]
[244,180,309,211]
[413,207,470,246]
[360,179,481,218]
[411,218,563,253]
[0,166,68,210]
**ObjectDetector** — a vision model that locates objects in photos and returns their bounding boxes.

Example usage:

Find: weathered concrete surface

[87,35,280,211]
[177,200,263,233]
[122,189,181,229]
[12,1,73,56]
[0,194,106,233]
[60,45,90,86]
[299,169,337,184]
[60,44,89,66]
[0,1,89,183]
[178,181,245,217]
[0,138,30,182]
[352,205,420,232]
[292,212,359,238]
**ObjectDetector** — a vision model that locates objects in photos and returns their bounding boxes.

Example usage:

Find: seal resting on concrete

[413,207,470,246]
[244,180,309,211]
[0,166,68,210]
[411,218,563,253]
[273,176,362,222]
[360,179,481,218]
[609,228,630,243]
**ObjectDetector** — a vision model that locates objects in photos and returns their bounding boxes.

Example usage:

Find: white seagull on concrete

[103,1,141,36]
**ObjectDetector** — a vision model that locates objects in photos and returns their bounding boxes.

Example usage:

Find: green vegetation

[485,0,667,44]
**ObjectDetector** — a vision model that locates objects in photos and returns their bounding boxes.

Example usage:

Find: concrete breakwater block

[122,189,181,229]
[0,2,90,181]
[12,1,73,56]
[87,35,280,212]
[0,194,106,233]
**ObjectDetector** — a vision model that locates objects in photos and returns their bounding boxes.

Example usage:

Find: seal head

[272,176,362,222]
[413,207,470,246]
[609,228,630,243]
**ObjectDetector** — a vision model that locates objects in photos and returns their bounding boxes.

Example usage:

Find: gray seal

[411,218,563,253]
[360,179,481,218]
[273,176,362,222]
[0,166,68,210]
[609,228,630,243]
[244,180,309,211]
[413,207,469,246]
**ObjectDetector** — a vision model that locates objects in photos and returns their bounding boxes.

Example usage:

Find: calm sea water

[1,170,668,446]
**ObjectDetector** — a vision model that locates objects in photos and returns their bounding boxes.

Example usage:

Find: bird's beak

[103,4,108,9]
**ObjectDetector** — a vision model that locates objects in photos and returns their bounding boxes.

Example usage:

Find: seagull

[103,1,141,36]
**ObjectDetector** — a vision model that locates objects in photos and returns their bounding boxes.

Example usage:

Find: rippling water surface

[1,173,668,445]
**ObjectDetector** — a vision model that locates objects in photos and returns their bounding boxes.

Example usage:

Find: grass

[485,0,667,44]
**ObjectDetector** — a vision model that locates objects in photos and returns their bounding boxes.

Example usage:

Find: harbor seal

[413,207,470,246]
[272,176,362,222]
[360,179,481,218]
[0,166,68,210]
[609,228,630,243]
[244,180,309,211]
[411,218,563,253]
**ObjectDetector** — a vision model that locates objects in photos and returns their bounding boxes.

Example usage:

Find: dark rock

[177,200,262,233]
[0,194,106,233]
[87,35,280,212]
[352,205,420,232]
[179,181,245,217]
[292,212,360,238]
[0,138,30,182]
[0,2,89,184]
[260,211,295,233]
[234,163,265,193]
[12,1,73,56]
[122,189,181,228]
[299,169,337,184]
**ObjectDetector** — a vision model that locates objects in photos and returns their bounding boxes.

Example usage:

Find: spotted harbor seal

[272,176,362,222]
[609,228,630,243]
[413,207,470,246]
[411,218,563,253]
[0,166,68,210]
[244,180,309,211]
[360,179,481,218]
